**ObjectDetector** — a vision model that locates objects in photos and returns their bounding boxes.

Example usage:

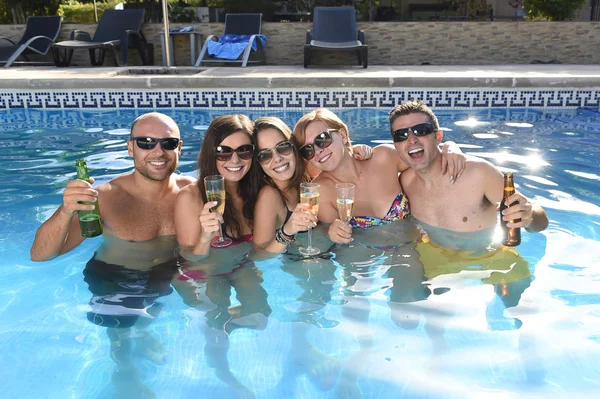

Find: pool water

[1,107,600,398]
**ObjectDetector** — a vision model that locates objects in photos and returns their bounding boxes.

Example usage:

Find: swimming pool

[1,107,599,398]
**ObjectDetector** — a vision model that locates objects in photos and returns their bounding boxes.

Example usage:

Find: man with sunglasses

[389,100,548,244]
[31,112,195,261]
[30,112,195,394]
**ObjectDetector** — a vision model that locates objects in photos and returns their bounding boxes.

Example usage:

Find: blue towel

[207,34,267,60]
[169,26,194,33]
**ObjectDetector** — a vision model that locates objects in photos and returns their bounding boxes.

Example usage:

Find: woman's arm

[253,187,316,254]
[253,187,288,253]
[175,186,219,257]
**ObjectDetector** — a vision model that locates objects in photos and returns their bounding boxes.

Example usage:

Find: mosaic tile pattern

[1,107,597,134]
[1,89,599,110]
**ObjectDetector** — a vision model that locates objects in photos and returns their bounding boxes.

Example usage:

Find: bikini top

[349,192,410,229]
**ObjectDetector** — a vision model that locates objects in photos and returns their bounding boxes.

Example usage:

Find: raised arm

[482,161,549,233]
[175,186,219,258]
[372,142,465,182]
[503,193,548,233]
[439,141,466,183]
[30,178,97,261]
[253,187,316,254]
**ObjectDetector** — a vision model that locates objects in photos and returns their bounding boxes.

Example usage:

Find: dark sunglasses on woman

[391,123,435,143]
[257,140,294,164]
[298,129,337,161]
[215,144,255,161]
[130,136,181,150]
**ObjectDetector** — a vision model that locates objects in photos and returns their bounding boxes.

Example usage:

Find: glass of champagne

[204,175,232,248]
[336,183,355,224]
[298,182,320,256]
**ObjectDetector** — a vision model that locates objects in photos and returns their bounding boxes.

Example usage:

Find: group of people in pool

[30,99,548,262]
[29,100,549,397]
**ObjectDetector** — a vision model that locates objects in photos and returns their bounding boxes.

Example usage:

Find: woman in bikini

[251,116,317,253]
[292,108,466,397]
[292,108,465,242]
[252,116,373,254]
[173,114,269,398]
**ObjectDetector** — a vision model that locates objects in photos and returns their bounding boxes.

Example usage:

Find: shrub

[58,0,122,23]
[524,0,586,21]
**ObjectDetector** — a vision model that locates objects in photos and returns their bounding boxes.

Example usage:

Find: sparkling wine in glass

[298,182,320,256]
[336,183,355,223]
[204,175,232,248]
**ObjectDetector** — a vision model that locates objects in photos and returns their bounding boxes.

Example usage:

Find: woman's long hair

[197,114,262,239]
[253,117,311,202]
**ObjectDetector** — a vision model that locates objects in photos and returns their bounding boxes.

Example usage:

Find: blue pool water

[1,107,600,398]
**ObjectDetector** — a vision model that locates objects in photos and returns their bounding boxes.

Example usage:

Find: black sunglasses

[215,144,255,161]
[257,140,294,164]
[298,130,337,161]
[391,123,436,143]
[130,136,181,150]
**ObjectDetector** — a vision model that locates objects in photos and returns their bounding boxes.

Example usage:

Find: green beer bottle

[75,159,103,238]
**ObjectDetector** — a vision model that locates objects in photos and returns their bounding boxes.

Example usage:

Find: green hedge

[58,1,121,23]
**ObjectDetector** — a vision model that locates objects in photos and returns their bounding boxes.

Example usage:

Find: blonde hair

[292,108,352,153]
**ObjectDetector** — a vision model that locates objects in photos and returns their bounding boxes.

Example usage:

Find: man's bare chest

[102,199,177,241]
[410,186,496,231]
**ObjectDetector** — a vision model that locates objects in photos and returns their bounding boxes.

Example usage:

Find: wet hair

[292,108,352,151]
[253,117,311,197]
[197,114,261,239]
[388,100,440,133]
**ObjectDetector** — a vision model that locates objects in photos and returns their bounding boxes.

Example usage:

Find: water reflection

[82,235,181,398]
[173,241,270,398]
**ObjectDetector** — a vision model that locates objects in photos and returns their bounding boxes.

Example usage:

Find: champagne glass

[204,175,232,248]
[298,182,320,256]
[336,183,355,224]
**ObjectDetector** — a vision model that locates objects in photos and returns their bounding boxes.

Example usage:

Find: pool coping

[2,65,600,90]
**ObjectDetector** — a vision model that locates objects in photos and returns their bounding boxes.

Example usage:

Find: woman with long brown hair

[173,114,269,398]
[175,114,262,255]
[251,116,317,253]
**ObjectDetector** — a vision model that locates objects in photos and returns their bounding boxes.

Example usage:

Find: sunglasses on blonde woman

[298,129,337,161]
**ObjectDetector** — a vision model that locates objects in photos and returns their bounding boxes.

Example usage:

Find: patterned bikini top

[349,192,410,229]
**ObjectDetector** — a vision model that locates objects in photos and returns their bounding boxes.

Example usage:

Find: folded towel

[207,34,267,60]
[168,26,195,33]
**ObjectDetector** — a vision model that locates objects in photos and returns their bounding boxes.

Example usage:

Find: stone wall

[2,21,599,67]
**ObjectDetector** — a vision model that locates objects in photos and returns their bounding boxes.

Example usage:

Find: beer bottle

[500,172,521,247]
[75,159,103,238]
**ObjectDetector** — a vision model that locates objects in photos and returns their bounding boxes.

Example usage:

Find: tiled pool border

[1,88,599,110]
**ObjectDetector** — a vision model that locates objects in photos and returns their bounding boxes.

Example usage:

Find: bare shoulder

[373,143,408,172]
[95,173,131,198]
[464,155,503,179]
[399,166,417,189]
[372,144,398,163]
[174,174,196,189]
[313,173,336,198]
[177,183,202,208]
[256,185,286,214]
[257,185,282,203]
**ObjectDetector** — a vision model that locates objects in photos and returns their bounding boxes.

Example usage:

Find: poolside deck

[2,65,600,90]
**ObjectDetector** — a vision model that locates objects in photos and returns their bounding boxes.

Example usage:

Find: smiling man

[390,100,548,243]
[30,112,196,396]
[31,112,195,262]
